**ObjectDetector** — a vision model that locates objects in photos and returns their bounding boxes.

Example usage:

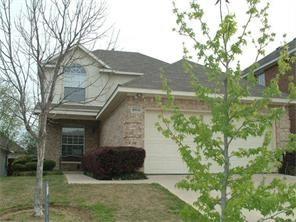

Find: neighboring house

[44,45,291,173]
[243,37,296,173]
[0,147,10,176]
[0,135,24,176]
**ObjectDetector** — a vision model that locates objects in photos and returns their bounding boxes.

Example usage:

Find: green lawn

[0,175,192,221]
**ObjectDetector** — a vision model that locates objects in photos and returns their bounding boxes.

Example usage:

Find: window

[62,127,84,157]
[258,73,265,86]
[64,64,86,102]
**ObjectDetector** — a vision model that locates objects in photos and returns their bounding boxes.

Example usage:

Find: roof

[122,59,285,98]
[96,56,293,120]
[92,49,169,73]
[243,37,296,75]
[0,135,24,153]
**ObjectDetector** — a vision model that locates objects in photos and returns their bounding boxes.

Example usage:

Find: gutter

[99,69,144,76]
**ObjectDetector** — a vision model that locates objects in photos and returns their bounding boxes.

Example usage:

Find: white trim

[36,109,98,117]
[96,87,120,118]
[99,69,144,76]
[242,48,296,78]
[43,44,111,69]
[96,86,295,119]
[118,87,294,104]
[78,45,111,69]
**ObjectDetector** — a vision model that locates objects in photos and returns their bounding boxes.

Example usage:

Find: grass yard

[0,175,193,221]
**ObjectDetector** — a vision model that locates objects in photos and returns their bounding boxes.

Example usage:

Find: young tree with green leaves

[157,0,296,221]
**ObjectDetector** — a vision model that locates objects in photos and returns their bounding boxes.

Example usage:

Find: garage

[144,110,276,174]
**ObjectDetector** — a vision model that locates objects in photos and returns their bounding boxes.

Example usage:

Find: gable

[45,45,109,69]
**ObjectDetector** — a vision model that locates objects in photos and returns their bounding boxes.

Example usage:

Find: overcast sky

[11,0,296,69]
[103,0,296,68]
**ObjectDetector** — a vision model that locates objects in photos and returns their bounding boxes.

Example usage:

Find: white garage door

[144,110,276,174]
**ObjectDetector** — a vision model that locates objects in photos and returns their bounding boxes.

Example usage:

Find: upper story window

[258,73,265,86]
[64,64,86,102]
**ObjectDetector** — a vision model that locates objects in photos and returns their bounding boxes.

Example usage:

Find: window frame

[257,73,266,86]
[63,64,87,102]
[61,127,85,158]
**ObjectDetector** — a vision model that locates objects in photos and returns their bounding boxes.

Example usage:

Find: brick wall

[275,107,290,148]
[99,100,129,146]
[45,119,99,169]
[264,63,296,133]
[99,95,210,148]
[99,95,290,152]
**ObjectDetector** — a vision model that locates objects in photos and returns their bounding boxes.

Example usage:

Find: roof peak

[92,48,140,54]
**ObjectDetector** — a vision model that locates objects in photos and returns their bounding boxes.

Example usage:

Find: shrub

[113,172,147,180]
[10,156,56,174]
[25,161,37,171]
[12,155,35,166]
[43,160,56,171]
[12,163,27,172]
[82,146,145,179]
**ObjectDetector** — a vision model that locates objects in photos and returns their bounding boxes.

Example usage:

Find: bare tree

[0,0,111,216]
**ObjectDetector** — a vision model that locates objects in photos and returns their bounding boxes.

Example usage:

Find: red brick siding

[45,119,99,169]
[263,63,296,133]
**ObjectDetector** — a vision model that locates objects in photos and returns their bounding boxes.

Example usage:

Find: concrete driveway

[150,174,296,221]
[149,174,296,206]
[65,173,296,221]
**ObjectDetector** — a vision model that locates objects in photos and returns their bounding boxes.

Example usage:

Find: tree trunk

[34,139,45,216]
[34,114,47,217]
[220,78,230,222]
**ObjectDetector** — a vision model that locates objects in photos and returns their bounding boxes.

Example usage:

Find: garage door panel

[144,110,276,174]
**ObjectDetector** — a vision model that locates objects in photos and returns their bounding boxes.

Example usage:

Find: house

[243,37,296,173]
[44,45,291,173]
[0,146,10,176]
[0,135,24,176]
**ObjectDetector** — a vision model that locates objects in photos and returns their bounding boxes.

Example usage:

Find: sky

[10,0,296,69]
[103,0,296,68]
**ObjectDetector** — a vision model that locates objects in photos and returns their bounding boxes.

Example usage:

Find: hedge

[25,162,37,171]
[43,160,56,171]
[11,155,56,173]
[82,146,145,179]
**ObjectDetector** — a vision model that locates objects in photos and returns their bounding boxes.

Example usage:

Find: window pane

[64,64,86,102]
[258,73,265,86]
[64,87,85,102]
[64,64,86,88]
[62,127,84,157]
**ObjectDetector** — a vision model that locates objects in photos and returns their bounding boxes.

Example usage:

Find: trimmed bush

[43,160,56,171]
[12,155,35,166]
[82,146,145,180]
[113,172,147,180]
[10,155,56,174]
[25,162,37,171]
[12,163,27,172]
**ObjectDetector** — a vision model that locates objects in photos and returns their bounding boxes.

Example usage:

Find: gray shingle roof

[244,37,296,75]
[91,50,286,99]
[122,59,284,98]
[0,135,23,153]
[92,49,169,73]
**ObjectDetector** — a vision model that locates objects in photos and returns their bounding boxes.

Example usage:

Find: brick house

[243,38,296,173]
[44,45,292,173]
